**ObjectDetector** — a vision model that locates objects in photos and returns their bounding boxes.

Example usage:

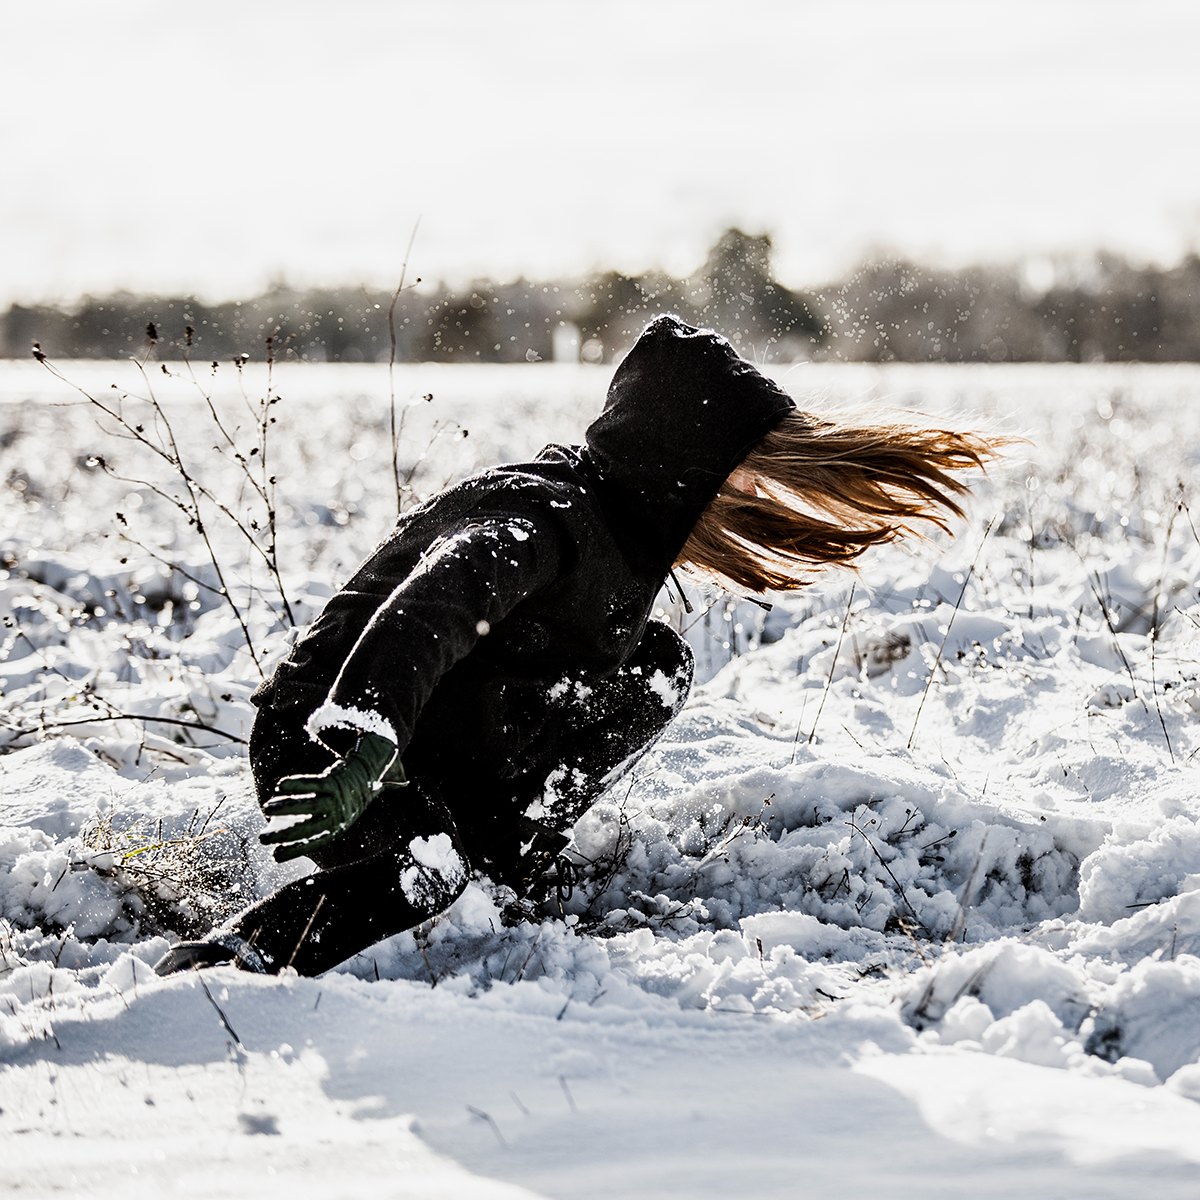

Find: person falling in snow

[156,314,1005,977]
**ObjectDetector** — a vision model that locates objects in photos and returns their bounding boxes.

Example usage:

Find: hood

[584,314,795,571]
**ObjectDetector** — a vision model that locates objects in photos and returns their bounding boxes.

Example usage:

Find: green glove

[260,732,405,863]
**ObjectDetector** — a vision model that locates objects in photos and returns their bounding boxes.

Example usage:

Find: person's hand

[259,732,404,863]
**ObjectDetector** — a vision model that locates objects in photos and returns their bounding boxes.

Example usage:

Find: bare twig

[2,710,246,745]
[807,583,856,745]
[908,518,995,750]
[39,334,302,667]
[515,930,542,982]
[466,1106,508,1148]
[388,218,422,513]
[947,830,990,943]
[1085,567,1147,714]
[42,358,268,670]
[285,893,327,970]
[1148,492,1180,763]
[129,353,269,670]
[1149,621,1175,763]
[197,971,243,1049]
[845,817,928,933]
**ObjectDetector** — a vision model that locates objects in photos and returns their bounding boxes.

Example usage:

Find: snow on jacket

[251,314,795,792]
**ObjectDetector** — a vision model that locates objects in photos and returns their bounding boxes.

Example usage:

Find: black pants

[227,622,693,975]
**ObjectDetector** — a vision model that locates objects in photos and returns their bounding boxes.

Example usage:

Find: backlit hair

[676,409,1009,593]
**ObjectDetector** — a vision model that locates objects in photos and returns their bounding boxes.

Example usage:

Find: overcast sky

[3,0,1198,306]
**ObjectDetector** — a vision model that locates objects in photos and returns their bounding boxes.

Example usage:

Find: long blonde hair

[677,409,1008,593]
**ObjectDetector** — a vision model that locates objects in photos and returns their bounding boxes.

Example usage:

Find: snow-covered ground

[5,357,1200,1196]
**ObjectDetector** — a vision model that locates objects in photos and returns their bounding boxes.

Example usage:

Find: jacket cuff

[305,701,399,754]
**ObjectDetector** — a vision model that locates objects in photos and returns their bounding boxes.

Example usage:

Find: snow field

[4,358,1200,1193]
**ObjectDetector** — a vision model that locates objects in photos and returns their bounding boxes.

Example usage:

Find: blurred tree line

[816,253,1200,363]
[5,228,1200,364]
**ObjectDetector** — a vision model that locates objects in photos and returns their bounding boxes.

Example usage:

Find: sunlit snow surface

[4,359,1200,1195]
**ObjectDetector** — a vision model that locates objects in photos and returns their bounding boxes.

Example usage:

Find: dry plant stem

[180,356,239,450]
[195,794,228,839]
[111,835,226,879]
[3,711,247,745]
[577,771,655,914]
[694,794,775,873]
[115,532,225,600]
[175,344,292,626]
[808,583,856,745]
[253,334,295,626]
[388,218,422,513]
[1147,493,1181,763]
[38,355,266,673]
[1179,496,1200,552]
[845,817,928,933]
[1151,489,1183,637]
[896,918,931,967]
[41,341,305,666]
[515,930,542,982]
[285,892,327,970]
[208,343,294,626]
[786,692,809,768]
[197,972,244,1049]
[466,1106,508,1148]
[1149,625,1175,763]
[947,829,989,943]
[1026,490,1038,620]
[126,351,291,614]
[1085,567,1146,714]
[680,592,724,638]
[400,420,467,498]
[12,630,76,685]
[1057,515,1144,712]
[0,635,245,746]
[907,517,995,751]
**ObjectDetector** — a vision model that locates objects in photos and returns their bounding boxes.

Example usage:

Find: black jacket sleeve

[305,513,567,756]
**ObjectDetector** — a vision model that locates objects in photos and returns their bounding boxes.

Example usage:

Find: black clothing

[235,622,692,975]
[240,314,793,973]
[253,315,793,784]
[587,313,797,570]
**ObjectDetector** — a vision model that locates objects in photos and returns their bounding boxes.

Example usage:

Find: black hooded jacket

[252,315,795,804]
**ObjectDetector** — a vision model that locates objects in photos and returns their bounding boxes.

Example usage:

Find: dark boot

[153,932,267,976]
